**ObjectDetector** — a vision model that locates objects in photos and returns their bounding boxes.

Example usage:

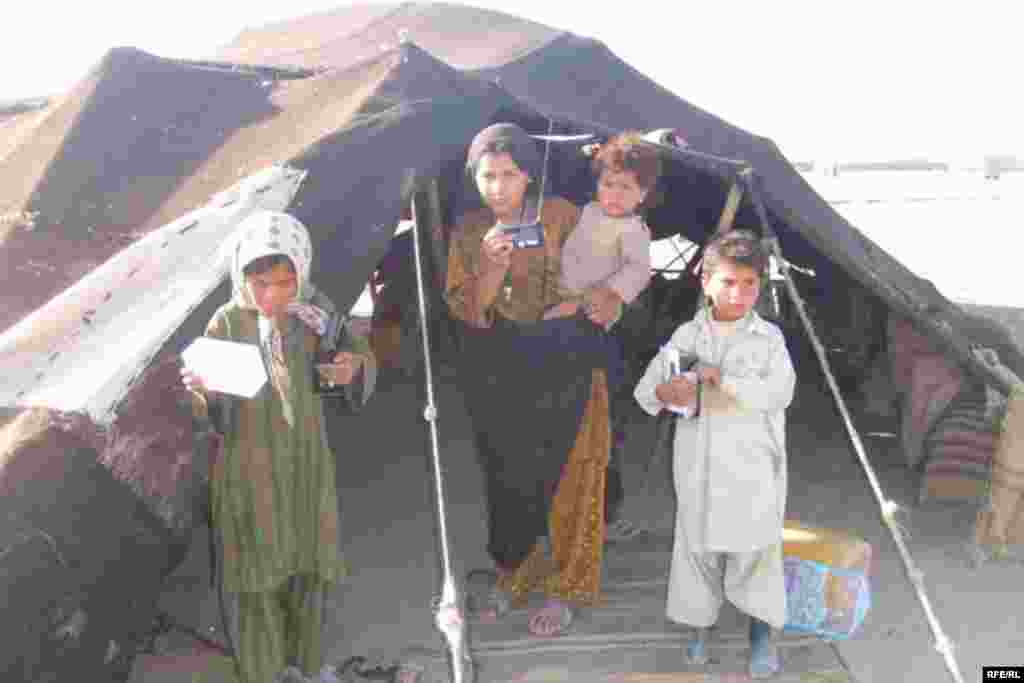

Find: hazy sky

[4,0,1020,162]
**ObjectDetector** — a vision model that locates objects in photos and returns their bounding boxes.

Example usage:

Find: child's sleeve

[719,329,795,412]
[312,286,377,406]
[341,318,377,407]
[634,323,695,416]
[604,221,652,305]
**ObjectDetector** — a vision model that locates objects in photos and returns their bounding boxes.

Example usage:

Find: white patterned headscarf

[231,211,313,307]
[229,211,330,350]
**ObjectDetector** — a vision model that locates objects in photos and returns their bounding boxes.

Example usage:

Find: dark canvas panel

[2,2,1022,472]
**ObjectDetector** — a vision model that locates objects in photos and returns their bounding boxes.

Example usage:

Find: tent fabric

[210,2,1024,386]
[0,45,398,332]
[0,165,305,422]
[0,353,204,679]
[215,1,563,71]
[1,1,1022,400]
[3,2,1024,672]
[0,100,53,162]
[478,31,1024,386]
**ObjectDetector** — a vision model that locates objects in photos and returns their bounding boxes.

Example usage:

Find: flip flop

[336,656,402,682]
[527,600,574,637]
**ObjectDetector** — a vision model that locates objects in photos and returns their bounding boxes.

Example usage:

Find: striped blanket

[921,385,999,503]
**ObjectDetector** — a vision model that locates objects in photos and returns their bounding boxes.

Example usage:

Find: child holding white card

[182,210,375,682]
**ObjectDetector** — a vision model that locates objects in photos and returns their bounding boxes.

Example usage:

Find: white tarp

[0,164,307,423]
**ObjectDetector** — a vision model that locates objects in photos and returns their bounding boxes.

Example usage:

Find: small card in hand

[312,315,363,412]
[664,346,700,419]
[501,221,544,249]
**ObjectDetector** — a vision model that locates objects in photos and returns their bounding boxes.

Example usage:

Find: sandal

[605,518,645,543]
[527,599,574,637]
[336,656,401,682]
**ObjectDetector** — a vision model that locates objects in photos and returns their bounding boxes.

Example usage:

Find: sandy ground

[134,357,1023,682]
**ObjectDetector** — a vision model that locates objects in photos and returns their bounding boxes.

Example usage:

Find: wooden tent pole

[714,178,745,235]
[743,172,966,683]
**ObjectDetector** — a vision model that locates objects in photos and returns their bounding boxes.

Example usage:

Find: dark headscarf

[465,123,541,180]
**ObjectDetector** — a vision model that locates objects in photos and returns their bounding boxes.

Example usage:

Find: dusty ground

[133,357,1023,682]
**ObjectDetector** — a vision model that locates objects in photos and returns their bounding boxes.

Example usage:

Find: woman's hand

[655,375,697,408]
[319,351,362,387]
[481,227,515,269]
[542,300,581,320]
[584,286,622,327]
[181,367,208,395]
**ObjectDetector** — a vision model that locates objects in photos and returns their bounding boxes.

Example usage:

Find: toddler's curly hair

[591,130,662,190]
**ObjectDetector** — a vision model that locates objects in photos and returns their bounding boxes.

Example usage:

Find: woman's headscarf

[465,123,541,180]
[228,210,329,340]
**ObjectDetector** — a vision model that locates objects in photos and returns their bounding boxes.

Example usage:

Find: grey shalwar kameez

[634,308,795,629]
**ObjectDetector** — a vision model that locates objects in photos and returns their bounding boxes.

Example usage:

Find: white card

[182,337,268,398]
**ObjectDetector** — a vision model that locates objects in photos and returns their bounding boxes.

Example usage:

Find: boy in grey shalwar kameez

[634,230,794,678]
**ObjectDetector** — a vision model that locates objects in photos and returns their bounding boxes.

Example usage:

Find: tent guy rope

[743,169,966,683]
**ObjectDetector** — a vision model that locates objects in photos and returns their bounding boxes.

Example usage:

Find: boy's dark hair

[592,131,662,190]
[243,253,295,277]
[702,230,769,277]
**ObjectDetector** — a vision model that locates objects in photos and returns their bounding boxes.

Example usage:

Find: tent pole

[742,172,966,683]
[410,187,475,683]
[714,179,745,236]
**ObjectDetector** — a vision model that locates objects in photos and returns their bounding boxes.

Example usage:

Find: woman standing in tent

[183,211,376,681]
[445,123,611,637]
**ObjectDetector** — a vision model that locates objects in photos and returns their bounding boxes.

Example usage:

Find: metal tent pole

[410,190,475,683]
[741,171,965,683]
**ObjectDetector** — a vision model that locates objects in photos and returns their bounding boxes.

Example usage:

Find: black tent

[1,3,1021,680]
[207,1,1024,386]
[5,2,1018,382]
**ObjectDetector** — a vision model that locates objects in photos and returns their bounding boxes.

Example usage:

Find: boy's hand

[655,375,697,408]
[697,366,722,387]
[181,368,208,395]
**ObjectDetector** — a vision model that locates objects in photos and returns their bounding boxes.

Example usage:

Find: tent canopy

[2,1,1021,396]
[4,9,1020,679]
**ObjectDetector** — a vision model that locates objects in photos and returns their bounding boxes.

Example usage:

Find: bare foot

[396,669,421,683]
[527,600,574,637]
